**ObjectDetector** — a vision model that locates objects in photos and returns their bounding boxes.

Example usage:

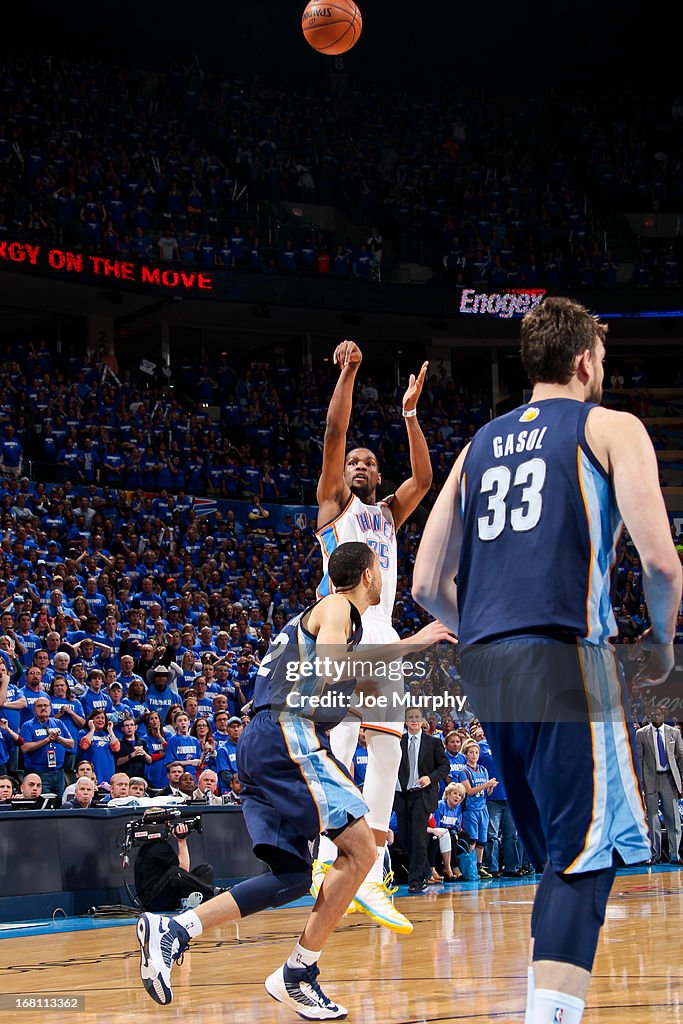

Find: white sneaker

[310,859,355,914]
[136,912,190,1005]
[265,963,348,1020]
[352,872,413,934]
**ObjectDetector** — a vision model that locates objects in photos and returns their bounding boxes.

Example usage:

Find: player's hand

[402,361,429,413]
[409,620,458,651]
[629,629,675,688]
[333,340,362,369]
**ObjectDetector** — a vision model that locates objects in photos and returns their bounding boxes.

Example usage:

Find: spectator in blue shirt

[229,655,257,705]
[145,665,182,717]
[192,626,218,659]
[474,728,522,877]
[205,702,228,737]
[0,719,18,773]
[48,675,85,778]
[77,709,121,784]
[84,577,108,621]
[216,715,242,791]
[14,609,43,667]
[141,710,168,793]
[19,696,74,798]
[0,657,26,772]
[20,666,47,725]
[164,712,202,782]
[80,669,115,718]
[352,729,369,787]
[1,425,22,477]
[72,636,113,674]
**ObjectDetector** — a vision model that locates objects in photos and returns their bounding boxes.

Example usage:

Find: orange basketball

[302,0,362,56]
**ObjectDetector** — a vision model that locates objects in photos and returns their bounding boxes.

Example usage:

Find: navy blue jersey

[252,599,362,729]
[458,398,621,646]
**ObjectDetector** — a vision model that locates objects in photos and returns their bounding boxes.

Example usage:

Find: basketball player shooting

[313,339,455,934]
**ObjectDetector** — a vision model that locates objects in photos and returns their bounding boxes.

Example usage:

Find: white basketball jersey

[316,493,398,623]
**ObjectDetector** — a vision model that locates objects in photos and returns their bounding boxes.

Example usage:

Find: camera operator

[133,807,216,912]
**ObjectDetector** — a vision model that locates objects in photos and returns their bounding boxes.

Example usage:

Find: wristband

[402,407,417,418]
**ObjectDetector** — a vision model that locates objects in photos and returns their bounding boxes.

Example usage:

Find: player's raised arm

[411,445,469,633]
[588,408,682,683]
[316,340,362,526]
[388,361,433,529]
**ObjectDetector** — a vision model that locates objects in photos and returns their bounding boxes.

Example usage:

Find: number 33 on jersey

[457,399,622,646]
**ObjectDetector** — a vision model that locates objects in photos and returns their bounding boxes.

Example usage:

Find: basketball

[301,0,362,56]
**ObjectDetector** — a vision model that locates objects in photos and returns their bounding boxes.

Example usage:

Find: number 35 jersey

[457,398,621,646]
[316,493,398,624]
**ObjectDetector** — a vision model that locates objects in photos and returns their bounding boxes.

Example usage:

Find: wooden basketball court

[1,870,680,1024]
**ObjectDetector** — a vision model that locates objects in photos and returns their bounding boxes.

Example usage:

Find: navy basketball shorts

[459,637,650,874]
[237,711,368,864]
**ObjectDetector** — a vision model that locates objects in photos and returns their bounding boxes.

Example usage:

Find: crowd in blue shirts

[2,55,679,287]
[0,338,489,507]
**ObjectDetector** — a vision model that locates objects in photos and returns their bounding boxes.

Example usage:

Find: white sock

[532,988,585,1024]
[524,966,535,1024]
[317,834,337,865]
[365,845,385,885]
[287,942,321,970]
[174,909,203,938]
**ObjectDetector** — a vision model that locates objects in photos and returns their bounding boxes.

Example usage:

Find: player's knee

[532,864,617,972]
[278,870,313,903]
[257,846,312,905]
[366,729,402,774]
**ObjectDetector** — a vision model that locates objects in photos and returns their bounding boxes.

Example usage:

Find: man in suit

[636,704,683,863]
[394,708,450,891]
[160,761,186,798]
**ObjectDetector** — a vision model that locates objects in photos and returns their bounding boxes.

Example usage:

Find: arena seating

[2,56,679,288]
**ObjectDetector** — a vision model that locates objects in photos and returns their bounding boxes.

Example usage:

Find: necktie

[408,734,418,789]
[657,728,668,770]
